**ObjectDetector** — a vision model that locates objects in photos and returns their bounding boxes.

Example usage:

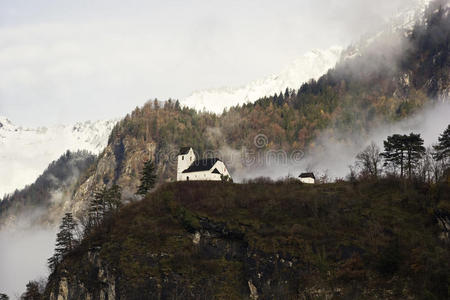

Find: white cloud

[0,219,57,298]
[0,0,427,126]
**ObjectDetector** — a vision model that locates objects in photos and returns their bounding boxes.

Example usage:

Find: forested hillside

[0,151,96,228]
[99,0,449,186]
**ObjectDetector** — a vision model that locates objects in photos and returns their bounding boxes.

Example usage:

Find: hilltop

[45,179,450,299]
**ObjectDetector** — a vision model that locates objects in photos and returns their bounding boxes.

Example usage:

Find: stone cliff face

[46,217,315,300]
[69,135,158,218]
[47,251,116,300]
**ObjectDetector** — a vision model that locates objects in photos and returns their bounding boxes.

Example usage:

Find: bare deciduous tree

[417,147,443,183]
[356,142,382,178]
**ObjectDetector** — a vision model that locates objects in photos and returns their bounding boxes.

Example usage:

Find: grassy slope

[60,179,449,299]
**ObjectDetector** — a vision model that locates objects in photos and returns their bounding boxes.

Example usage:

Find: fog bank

[0,221,56,298]
[233,101,450,181]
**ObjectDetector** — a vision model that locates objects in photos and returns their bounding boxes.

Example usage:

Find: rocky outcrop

[45,216,309,299]
[47,251,116,300]
[70,135,157,218]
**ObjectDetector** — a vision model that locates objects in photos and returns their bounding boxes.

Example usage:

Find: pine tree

[175,100,181,110]
[433,124,450,163]
[284,88,290,100]
[21,281,41,300]
[382,134,407,177]
[56,213,76,255]
[404,133,425,178]
[48,213,76,272]
[105,184,122,211]
[0,293,9,300]
[47,253,60,273]
[85,185,122,234]
[382,133,425,178]
[136,159,157,196]
[89,187,107,226]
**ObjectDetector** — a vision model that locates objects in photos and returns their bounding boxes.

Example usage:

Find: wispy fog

[233,101,450,181]
[0,152,93,298]
[0,219,56,298]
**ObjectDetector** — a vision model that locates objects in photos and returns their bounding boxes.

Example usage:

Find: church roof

[299,172,315,179]
[179,147,192,155]
[182,158,221,173]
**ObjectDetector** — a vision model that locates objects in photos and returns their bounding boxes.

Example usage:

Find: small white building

[177,147,231,181]
[299,173,315,184]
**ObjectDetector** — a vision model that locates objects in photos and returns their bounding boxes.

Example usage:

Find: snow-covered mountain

[181,0,435,114]
[181,46,343,113]
[0,117,117,196]
[341,0,433,61]
[393,0,432,30]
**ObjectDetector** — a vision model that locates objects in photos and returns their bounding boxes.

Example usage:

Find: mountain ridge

[0,117,117,196]
[181,46,343,113]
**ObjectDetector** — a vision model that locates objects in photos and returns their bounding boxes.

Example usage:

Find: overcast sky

[0,0,424,126]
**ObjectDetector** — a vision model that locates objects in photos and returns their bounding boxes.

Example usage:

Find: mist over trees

[0,151,96,227]
[353,125,449,182]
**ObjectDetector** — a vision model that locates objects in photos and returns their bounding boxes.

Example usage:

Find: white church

[298,172,315,184]
[177,147,231,181]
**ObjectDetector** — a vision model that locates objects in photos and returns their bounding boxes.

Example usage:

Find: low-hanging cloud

[0,0,429,126]
[0,211,57,299]
[231,100,450,182]
[0,152,95,298]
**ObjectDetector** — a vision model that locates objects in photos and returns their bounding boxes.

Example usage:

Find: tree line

[353,124,450,182]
